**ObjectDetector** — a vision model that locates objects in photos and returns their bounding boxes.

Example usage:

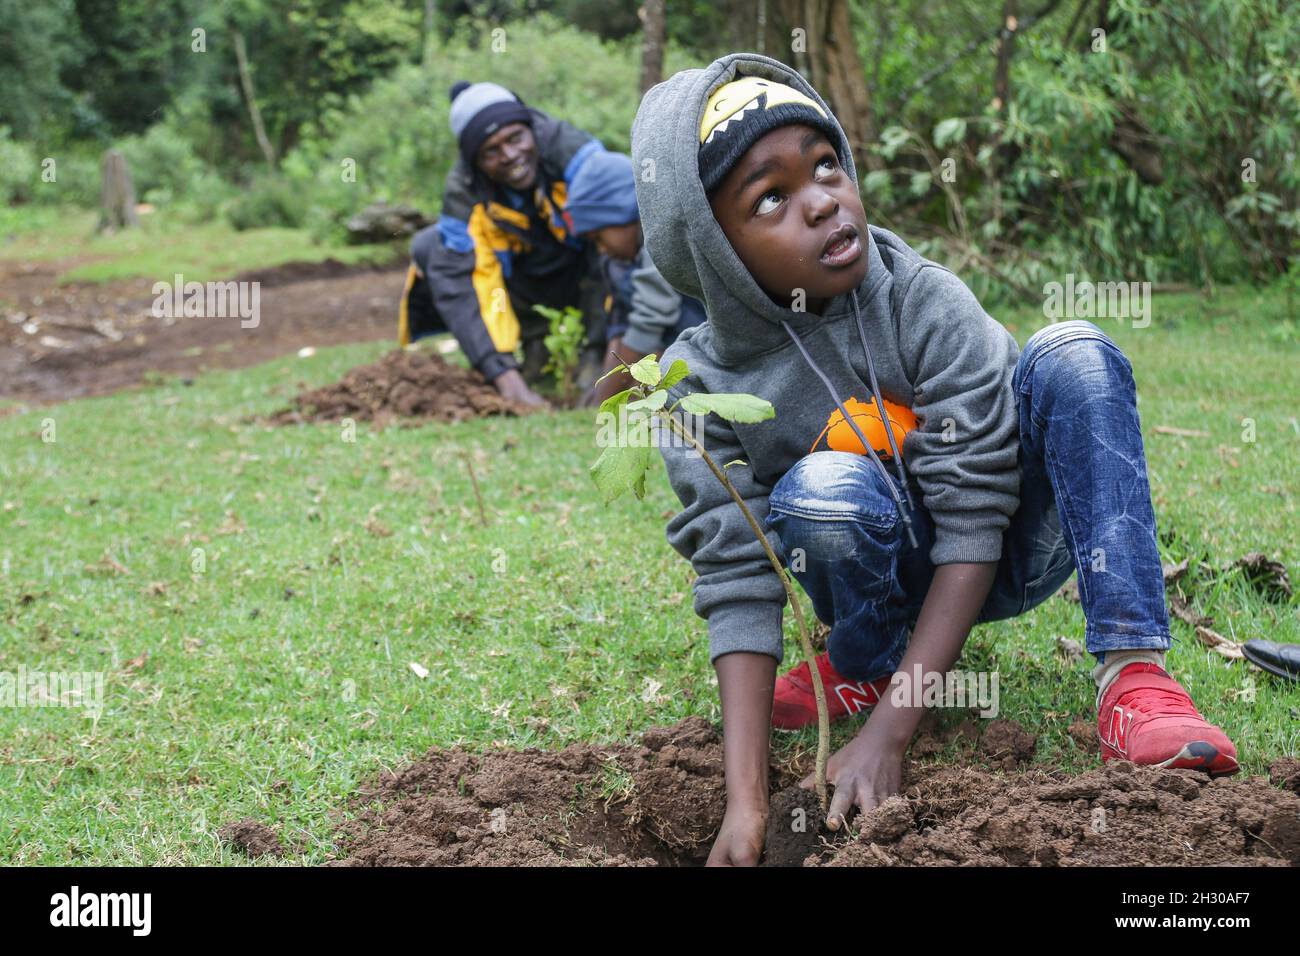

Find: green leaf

[628,354,661,386]
[933,117,967,149]
[678,392,775,423]
[589,436,653,504]
[598,387,635,418]
[626,390,667,412]
[660,358,690,389]
[594,363,629,386]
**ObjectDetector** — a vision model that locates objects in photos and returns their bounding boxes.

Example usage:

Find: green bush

[224,174,308,231]
[0,126,39,204]
[117,122,212,206]
[284,15,700,239]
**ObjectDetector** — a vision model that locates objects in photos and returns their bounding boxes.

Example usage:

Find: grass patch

[0,286,1296,864]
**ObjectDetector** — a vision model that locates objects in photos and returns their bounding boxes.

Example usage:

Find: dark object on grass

[98,150,139,233]
[346,203,432,244]
[1243,640,1300,682]
[1233,553,1293,603]
[218,819,283,858]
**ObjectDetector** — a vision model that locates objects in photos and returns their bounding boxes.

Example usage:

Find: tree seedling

[587,351,831,810]
[535,304,585,406]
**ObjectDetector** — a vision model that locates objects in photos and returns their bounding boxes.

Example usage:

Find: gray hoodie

[631,53,1022,664]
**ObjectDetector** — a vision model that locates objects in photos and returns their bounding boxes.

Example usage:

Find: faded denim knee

[766,452,913,680]
[767,451,903,563]
[1014,319,1135,400]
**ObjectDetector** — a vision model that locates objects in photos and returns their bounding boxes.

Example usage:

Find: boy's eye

[814,157,837,179]
[755,191,783,216]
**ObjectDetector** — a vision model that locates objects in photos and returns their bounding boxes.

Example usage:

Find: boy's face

[585,222,642,262]
[708,124,868,311]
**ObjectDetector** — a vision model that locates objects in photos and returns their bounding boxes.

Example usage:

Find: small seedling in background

[535,304,585,406]
[588,352,832,810]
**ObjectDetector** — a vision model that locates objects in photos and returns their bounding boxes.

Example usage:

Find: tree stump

[98,150,139,233]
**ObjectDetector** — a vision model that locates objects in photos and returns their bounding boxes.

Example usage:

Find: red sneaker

[1097,662,1239,775]
[772,652,893,731]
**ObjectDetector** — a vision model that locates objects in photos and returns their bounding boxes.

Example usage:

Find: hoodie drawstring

[780,288,919,549]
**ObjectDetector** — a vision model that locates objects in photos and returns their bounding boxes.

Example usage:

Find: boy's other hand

[707,801,768,867]
[799,723,904,830]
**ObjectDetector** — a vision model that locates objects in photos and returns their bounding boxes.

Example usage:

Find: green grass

[0,207,397,285]
[1,286,1297,865]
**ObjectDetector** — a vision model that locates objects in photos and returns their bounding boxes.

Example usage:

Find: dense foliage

[2,0,1295,301]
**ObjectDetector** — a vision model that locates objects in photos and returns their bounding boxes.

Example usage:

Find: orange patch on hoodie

[811,396,918,459]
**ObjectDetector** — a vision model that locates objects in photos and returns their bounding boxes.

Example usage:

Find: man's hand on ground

[707,800,768,867]
[800,721,905,830]
[493,368,550,408]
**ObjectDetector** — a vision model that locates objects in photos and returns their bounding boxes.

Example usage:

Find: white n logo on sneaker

[1107,705,1133,755]
[835,682,878,714]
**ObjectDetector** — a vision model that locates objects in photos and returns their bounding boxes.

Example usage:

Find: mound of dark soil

[329,716,725,866]
[219,819,284,858]
[269,349,529,426]
[234,256,402,288]
[828,760,1300,867]
[326,716,1300,867]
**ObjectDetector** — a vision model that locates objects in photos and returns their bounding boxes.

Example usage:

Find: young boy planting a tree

[630,53,1239,867]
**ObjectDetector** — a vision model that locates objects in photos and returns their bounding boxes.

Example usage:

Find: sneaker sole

[1152,741,1240,777]
[1103,739,1240,777]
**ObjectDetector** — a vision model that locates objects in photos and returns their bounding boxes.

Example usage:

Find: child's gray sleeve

[659,378,788,664]
[897,264,1022,565]
[623,262,683,355]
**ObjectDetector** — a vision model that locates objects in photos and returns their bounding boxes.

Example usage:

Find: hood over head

[633,53,919,544]
[631,53,863,365]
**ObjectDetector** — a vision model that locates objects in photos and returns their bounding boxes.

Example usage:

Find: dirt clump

[979,718,1039,770]
[269,349,529,427]
[329,716,725,866]
[329,715,1300,867]
[824,761,1300,867]
[219,819,284,858]
[1271,757,1300,794]
[764,785,838,867]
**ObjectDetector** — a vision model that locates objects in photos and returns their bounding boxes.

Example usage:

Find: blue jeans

[765,320,1172,682]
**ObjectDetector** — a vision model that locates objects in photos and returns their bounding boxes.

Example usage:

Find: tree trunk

[639,0,666,96]
[232,29,278,169]
[98,150,139,233]
[990,0,1021,178]
[774,0,879,174]
[817,0,879,172]
[423,0,437,66]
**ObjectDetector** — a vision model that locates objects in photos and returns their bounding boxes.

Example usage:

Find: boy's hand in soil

[708,801,768,866]
[801,561,999,829]
[710,651,778,866]
[494,367,550,407]
[802,721,904,827]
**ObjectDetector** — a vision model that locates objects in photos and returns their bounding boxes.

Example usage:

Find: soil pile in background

[233,256,399,288]
[327,715,1300,867]
[329,716,725,866]
[269,349,527,427]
